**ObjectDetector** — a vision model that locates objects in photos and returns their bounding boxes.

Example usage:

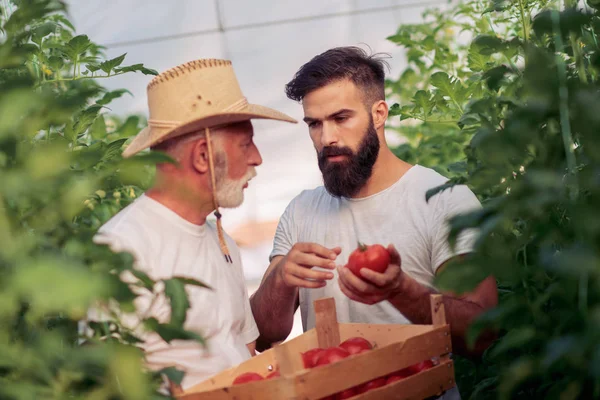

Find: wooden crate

[177,294,456,400]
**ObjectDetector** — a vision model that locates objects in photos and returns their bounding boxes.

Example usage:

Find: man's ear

[371,100,389,130]
[191,138,210,173]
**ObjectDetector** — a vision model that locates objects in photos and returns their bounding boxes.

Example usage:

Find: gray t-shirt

[270,164,482,400]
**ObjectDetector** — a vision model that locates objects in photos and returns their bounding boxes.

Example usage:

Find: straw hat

[122,59,297,264]
[122,58,297,158]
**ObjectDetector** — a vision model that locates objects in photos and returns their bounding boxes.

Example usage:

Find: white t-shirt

[271,164,481,330]
[270,165,480,399]
[88,194,259,391]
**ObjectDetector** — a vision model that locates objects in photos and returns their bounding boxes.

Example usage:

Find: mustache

[319,146,354,160]
[244,167,257,182]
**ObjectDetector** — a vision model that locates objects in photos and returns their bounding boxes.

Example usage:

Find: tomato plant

[386,0,600,398]
[0,1,208,398]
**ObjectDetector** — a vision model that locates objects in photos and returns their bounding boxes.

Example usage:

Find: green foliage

[0,1,204,398]
[386,0,600,398]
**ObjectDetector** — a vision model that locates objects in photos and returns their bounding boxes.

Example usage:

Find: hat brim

[122,103,297,158]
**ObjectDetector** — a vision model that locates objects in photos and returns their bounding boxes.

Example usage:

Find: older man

[89,59,296,393]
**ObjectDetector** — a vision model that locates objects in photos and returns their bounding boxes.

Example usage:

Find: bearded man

[250,47,498,399]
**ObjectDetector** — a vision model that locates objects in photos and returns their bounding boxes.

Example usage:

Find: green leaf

[130,269,155,290]
[116,115,142,138]
[412,90,434,117]
[86,62,101,73]
[122,151,177,165]
[143,318,205,345]
[472,35,505,55]
[389,103,401,117]
[31,22,57,43]
[174,277,212,290]
[73,105,103,137]
[11,258,108,318]
[542,336,580,367]
[488,328,537,360]
[157,367,185,386]
[483,65,510,91]
[102,138,127,161]
[99,53,127,75]
[467,43,492,72]
[90,115,107,139]
[47,55,64,71]
[115,63,159,76]
[96,89,132,106]
[49,14,76,31]
[532,9,593,39]
[67,34,92,56]
[425,176,468,202]
[164,279,189,326]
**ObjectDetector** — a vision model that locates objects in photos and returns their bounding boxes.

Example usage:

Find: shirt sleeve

[430,184,483,274]
[240,294,260,345]
[87,231,170,336]
[228,240,260,345]
[269,199,298,261]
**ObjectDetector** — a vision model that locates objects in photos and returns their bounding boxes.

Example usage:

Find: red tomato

[338,387,358,399]
[385,367,413,385]
[409,359,434,374]
[266,370,280,379]
[346,243,391,277]
[302,347,325,368]
[356,377,387,394]
[339,337,373,355]
[232,372,264,385]
[314,347,351,367]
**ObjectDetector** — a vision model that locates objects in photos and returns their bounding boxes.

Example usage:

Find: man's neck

[353,148,413,199]
[145,186,214,226]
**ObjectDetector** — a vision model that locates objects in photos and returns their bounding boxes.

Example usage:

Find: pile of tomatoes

[232,336,435,400]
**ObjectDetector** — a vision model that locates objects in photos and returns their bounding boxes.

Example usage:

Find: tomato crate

[176,294,456,400]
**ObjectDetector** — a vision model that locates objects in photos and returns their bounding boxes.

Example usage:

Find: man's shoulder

[287,185,332,210]
[405,165,453,193]
[94,197,156,257]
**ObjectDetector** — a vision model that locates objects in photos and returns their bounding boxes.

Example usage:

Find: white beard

[215,167,256,208]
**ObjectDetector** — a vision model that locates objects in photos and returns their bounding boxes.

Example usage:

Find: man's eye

[308,121,319,128]
[335,116,348,122]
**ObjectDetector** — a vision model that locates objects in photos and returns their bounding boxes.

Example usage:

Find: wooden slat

[273,341,304,377]
[429,294,451,363]
[182,329,320,394]
[291,325,452,400]
[314,297,341,348]
[430,294,446,326]
[349,360,456,400]
[339,323,435,348]
[178,376,296,400]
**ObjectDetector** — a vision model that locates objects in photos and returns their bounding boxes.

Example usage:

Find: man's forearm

[388,273,495,357]
[250,270,298,351]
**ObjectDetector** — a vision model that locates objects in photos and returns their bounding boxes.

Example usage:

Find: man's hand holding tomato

[337,244,404,305]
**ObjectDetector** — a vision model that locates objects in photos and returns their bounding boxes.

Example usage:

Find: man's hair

[285,46,390,106]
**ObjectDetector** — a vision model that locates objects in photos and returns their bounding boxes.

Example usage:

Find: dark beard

[317,119,380,198]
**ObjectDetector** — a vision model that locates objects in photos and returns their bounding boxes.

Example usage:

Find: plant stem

[41,71,129,84]
[405,115,459,124]
[570,34,588,84]
[551,10,578,200]
[518,0,530,43]
[579,272,588,314]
